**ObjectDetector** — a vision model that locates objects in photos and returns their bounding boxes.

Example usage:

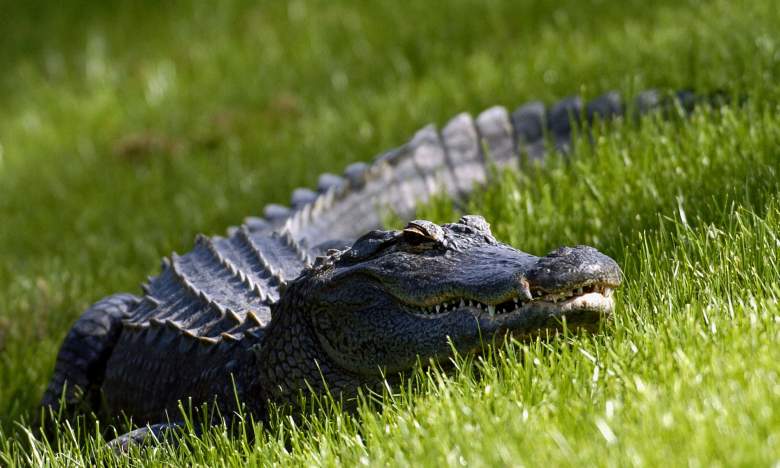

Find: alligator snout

[525,245,623,293]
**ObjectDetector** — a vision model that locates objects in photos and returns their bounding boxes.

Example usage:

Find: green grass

[2,0,780,465]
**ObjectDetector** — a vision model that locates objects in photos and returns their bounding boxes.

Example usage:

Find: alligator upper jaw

[405,282,617,320]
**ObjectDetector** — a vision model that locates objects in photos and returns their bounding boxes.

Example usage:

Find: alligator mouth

[407,283,616,318]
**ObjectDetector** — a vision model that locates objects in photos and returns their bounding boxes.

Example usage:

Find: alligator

[40,89,703,446]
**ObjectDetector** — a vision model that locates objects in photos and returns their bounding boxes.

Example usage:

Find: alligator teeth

[418,291,601,317]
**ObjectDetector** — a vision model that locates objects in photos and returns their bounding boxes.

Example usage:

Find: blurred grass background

[1,0,780,465]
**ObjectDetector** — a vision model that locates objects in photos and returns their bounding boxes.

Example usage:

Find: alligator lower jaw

[511,291,615,316]
[470,292,614,329]
[480,292,615,339]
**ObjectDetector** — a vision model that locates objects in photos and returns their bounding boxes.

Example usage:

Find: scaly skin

[41,87,716,443]
[251,216,621,411]
[47,216,620,437]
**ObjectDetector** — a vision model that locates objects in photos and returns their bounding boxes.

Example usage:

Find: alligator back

[101,228,309,420]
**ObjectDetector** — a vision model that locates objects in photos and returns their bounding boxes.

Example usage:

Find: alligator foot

[108,422,186,453]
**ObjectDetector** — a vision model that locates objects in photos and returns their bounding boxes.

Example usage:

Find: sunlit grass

[1,0,780,465]
[6,185,780,465]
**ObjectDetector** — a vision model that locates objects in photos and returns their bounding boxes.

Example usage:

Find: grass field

[1,0,780,465]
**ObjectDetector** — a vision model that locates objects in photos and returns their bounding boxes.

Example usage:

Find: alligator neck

[250,293,366,412]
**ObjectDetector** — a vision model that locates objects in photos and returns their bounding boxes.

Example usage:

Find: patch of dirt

[113,132,188,161]
[112,92,302,161]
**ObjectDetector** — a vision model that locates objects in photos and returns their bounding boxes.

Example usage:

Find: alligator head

[260,215,621,403]
[305,214,621,372]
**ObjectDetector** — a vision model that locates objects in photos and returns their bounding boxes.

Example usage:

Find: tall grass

[1,0,780,465]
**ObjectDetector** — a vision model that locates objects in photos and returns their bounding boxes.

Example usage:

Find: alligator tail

[243,89,725,259]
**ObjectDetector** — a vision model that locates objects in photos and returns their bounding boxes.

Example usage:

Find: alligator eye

[402,228,433,245]
[403,220,445,245]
